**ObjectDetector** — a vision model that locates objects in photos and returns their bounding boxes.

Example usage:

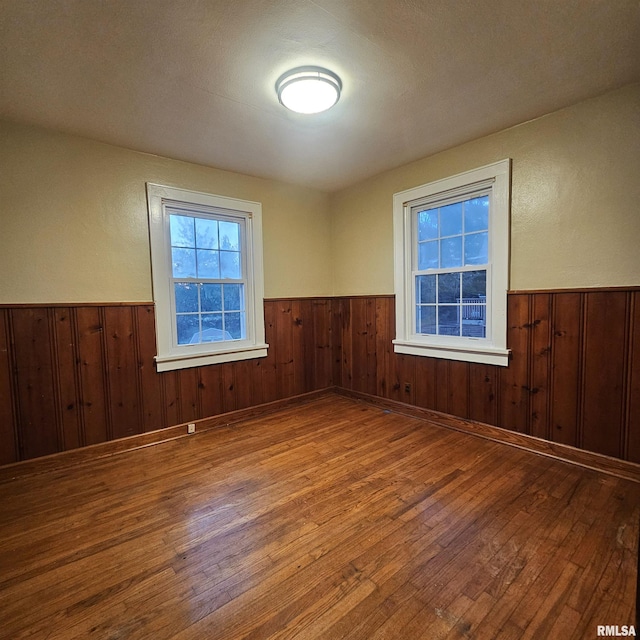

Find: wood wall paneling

[529,293,552,441]
[261,301,279,404]
[335,289,640,464]
[76,307,109,446]
[581,292,628,459]
[468,364,497,426]
[549,293,582,447]
[134,305,165,432]
[313,299,332,390]
[1,290,639,467]
[0,309,17,464]
[53,308,82,451]
[498,294,530,434]
[104,306,141,440]
[627,291,640,463]
[11,308,60,459]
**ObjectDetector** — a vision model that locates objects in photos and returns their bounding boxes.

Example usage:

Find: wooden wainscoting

[1,288,639,467]
[333,288,640,464]
[0,299,333,464]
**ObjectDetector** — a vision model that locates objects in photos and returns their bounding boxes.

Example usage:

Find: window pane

[174,283,198,313]
[195,218,218,250]
[465,232,488,265]
[438,272,460,304]
[462,270,486,336]
[223,283,243,311]
[416,305,436,334]
[462,316,486,337]
[440,203,462,237]
[201,284,222,312]
[176,314,199,345]
[462,270,486,298]
[418,210,438,241]
[438,306,460,336]
[416,275,435,304]
[464,196,489,233]
[201,313,226,341]
[196,249,220,278]
[172,248,196,278]
[418,241,438,270]
[440,236,462,268]
[169,215,195,248]
[219,221,240,251]
[224,312,244,339]
[220,251,241,279]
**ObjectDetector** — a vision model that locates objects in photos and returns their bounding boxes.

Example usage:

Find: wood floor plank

[0,392,637,639]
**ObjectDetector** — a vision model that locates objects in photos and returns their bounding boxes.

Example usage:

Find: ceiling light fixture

[276,66,342,114]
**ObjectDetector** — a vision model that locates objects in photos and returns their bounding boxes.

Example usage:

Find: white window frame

[393,159,511,367]
[147,183,268,372]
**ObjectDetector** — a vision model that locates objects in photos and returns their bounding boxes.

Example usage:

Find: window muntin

[393,160,510,367]
[147,184,267,372]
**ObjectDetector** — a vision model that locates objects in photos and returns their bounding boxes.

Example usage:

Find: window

[393,160,511,366]
[147,184,268,371]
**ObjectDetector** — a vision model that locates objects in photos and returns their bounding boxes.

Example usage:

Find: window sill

[393,339,510,367]
[155,343,269,372]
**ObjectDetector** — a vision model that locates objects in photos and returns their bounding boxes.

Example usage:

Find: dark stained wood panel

[275,300,295,399]
[177,366,200,424]
[0,299,336,464]
[529,293,552,440]
[312,299,332,390]
[581,291,628,458]
[261,301,279,404]
[1,290,639,467]
[374,297,393,398]
[414,355,436,411]
[134,305,165,432]
[435,358,449,413]
[11,308,59,459]
[0,309,17,465]
[198,364,223,419]
[53,308,82,451]
[104,306,141,440]
[235,359,262,410]
[468,363,497,426]
[498,294,530,433]
[448,360,469,419]
[331,298,344,389]
[75,307,109,446]
[550,293,582,447]
[334,289,640,465]
[628,292,640,463]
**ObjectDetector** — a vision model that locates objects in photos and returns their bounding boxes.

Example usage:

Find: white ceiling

[1,0,639,192]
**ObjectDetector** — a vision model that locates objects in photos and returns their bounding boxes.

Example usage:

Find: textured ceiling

[1,0,639,192]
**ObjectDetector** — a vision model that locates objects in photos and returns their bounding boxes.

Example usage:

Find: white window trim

[392,159,511,367]
[147,183,268,372]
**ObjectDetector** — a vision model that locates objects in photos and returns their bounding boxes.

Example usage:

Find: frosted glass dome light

[276,67,342,114]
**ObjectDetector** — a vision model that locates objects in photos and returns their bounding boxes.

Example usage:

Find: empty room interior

[1,1,639,638]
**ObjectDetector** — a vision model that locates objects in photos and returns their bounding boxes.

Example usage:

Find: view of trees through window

[169,212,246,345]
[414,195,489,338]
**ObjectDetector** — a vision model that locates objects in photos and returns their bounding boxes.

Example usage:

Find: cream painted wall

[0,120,332,303]
[330,83,640,295]
[2,83,638,303]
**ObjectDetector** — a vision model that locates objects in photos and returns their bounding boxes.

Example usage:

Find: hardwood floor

[0,393,638,639]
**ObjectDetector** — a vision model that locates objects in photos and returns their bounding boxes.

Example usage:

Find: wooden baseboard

[0,388,334,483]
[3,385,639,485]
[336,388,640,484]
